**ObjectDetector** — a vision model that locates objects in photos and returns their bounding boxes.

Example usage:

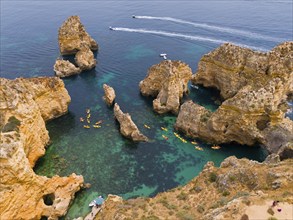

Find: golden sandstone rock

[114,103,148,142]
[93,156,293,220]
[139,60,192,114]
[58,15,98,55]
[103,84,116,106]
[0,77,84,219]
[176,42,293,154]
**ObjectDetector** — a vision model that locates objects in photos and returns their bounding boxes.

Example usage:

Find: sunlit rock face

[93,156,293,220]
[175,42,293,154]
[103,84,116,106]
[0,77,84,219]
[54,59,81,78]
[114,103,148,142]
[58,15,98,55]
[139,60,192,114]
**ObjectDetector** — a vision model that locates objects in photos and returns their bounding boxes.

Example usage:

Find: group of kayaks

[142,124,221,151]
[80,109,103,129]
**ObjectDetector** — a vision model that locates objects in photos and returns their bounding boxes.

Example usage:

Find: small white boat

[109,26,114,30]
[190,84,199,89]
[89,200,96,207]
[160,53,167,60]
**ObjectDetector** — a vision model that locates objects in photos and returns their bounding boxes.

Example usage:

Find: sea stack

[54,16,98,77]
[58,15,98,55]
[114,103,148,142]
[103,84,116,106]
[175,42,293,154]
[139,60,192,114]
[0,77,84,219]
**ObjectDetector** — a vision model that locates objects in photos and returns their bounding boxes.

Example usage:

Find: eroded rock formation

[75,47,97,71]
[54,59,81,78]
[92,156,293,220]
[139,60,192,114]
[58,16,98,55]
[103,84,116,106]
[0,77,84,219]
[176,42,293,154]
[114,103,148,142]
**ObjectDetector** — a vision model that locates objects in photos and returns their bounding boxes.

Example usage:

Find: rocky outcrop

[93,156,293,220]
[113,103,148,142]
[139,60,192,114]
[75,47,97,71]
[176,42,293,154]
[0,77,84,219]
[54,59,81,77]
[58,16,98,55]
[103,84,116,106]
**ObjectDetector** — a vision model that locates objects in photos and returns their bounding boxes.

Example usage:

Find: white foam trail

[112,27,267,51]
[134,16,283,42]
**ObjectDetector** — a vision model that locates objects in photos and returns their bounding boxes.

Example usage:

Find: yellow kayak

[161,127,168,131]
[144,124,151,129]
[86,113,91,119]
[83,125,90,129]
[93,125,101,128]
[95,120,103,125]
[211,145,221,150]
[191,141,197,145]
[162,135,168,140]
[195,146,203,151]
[86,109,90,114]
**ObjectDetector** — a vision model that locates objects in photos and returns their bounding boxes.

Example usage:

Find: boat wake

[133,15,284,42]
[111,27,267,51]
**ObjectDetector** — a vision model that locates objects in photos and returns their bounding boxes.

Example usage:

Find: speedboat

[132,15,136,18]
[159,53,167,60]
[109,26,114,30]
[190,84,199,89]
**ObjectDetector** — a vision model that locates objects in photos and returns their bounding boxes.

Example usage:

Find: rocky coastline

[1,15,292,219]
[176,42,293,155]
[0,77,85,219]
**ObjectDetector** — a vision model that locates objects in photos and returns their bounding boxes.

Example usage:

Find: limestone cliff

[114,103,148,142]
[93,156,293,220]
[139,60,192,114]
[176,42,293,154]
[58,16,98,55]
[0,77,84,220]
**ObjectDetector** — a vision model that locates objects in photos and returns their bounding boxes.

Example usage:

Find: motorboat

[190,84,199,89]
[132,15,136,18]
[159,53,167,60]
[109,26,114,30]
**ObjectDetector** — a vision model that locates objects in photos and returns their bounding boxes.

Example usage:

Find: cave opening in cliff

[40,216,48,220]
[43,193,55,206]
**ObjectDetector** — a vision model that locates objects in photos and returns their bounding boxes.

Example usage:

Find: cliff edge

[0,77,84,220]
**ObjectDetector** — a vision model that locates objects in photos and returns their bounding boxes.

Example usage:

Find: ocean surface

[1,1,292,218]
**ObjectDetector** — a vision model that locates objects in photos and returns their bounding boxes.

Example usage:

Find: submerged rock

[113,103,148,142]
[58,15,98,55]
[75,47,97,70]
[0,77,84,219]
[139,60,192,114]
[54,59,81,77]
[103,84,116,106]
[175,42,293,154]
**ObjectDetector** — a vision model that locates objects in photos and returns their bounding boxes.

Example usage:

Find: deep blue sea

[1,1,292,218]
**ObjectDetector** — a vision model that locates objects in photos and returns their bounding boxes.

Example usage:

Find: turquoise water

[1,1,292,218]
